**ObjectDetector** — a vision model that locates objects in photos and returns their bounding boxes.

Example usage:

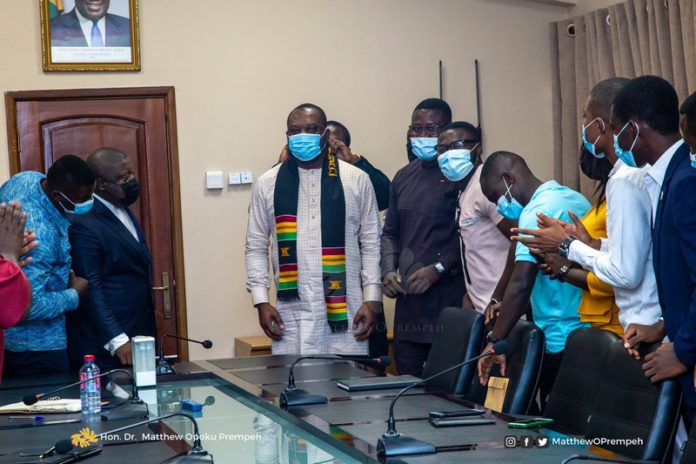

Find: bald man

[477,151,590,411]
[67,147,156,369]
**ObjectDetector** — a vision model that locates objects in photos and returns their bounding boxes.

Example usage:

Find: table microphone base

[279,389,328,408]
[157,358,176,375]
[377,434,436,458]
[100,401,149,421]
[167,451,214,463]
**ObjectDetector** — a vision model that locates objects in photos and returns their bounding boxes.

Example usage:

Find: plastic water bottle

[80,354,101,418]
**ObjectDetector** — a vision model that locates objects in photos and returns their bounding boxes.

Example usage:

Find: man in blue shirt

[0,155,94,376]
[477,151,590,410]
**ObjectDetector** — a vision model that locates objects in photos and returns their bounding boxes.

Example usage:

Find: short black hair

[287,103,327,127]
[46,155,95,192]
[442,121,480,141]
[679,90,696,131]
[590,77,630,119]
[480,151,529,180]
[612,75,679,136]
[326,120,351,147]
[413,98,452,124]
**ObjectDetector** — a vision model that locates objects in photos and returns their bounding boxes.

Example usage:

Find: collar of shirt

[74,7,106,47]
[645,139,684,188]
[94,193,122,215]
[36,174,69,229]
[529,180,561,203]
[608,159,625,178]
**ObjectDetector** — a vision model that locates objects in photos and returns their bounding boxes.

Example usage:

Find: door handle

[153,272,172,319]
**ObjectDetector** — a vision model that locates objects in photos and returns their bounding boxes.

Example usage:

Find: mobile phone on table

[429,408,485,418]
[507,417,554,429]
[429,417,495,428]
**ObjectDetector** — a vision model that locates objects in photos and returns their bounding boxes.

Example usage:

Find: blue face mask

[57,191,94,215]
[496,177,524,220]
[288,132,324,162]
[581,117,606,159]
[438,147,476,181]
[410,137,438,161]
[613,121,640,167]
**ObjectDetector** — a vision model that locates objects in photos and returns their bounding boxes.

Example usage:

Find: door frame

[5,86,190,361]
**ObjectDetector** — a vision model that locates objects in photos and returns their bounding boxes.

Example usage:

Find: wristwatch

[558,263,571,281]
[486,330,500,344]
[434,262,446,275]
[558,235,578,259]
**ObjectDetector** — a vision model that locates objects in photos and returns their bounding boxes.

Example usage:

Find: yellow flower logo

[71,427,99,448]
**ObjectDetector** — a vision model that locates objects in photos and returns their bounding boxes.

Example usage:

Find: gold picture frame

[40,0,141,71]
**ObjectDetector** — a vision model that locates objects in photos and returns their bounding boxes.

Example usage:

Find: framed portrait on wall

[40,0,141,71]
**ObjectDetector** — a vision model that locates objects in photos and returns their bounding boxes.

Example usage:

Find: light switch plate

[206,171,224,189]
[228,172,241,185]
[241,171,253,184]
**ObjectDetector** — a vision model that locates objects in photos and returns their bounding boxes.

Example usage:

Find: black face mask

[117,178,140,206]
[580,147,612,182]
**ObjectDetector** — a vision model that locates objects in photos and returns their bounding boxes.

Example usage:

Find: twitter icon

[535,434,550,448]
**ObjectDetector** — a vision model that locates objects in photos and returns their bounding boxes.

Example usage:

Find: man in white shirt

[245,103,382,355]
[67,147,156,368]
[513,78,661,334]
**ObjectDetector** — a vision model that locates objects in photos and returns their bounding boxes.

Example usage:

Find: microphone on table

[561,455,657,464]
[22,369,148,422]
[40,413,213,463]
[377,340,509,458]
[23,368,139,405]
[157,334,213,375]
[39,438,75,459]
[280,355,391,408]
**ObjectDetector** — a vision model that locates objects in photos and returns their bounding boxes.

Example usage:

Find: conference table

[0,356,639,463]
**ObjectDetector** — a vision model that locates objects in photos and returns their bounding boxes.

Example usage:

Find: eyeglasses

[408,124,443,136]
[287,124,325,136]
[436,139,480,154]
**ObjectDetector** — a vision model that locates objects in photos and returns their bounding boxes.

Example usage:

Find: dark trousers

[393,338,432,377]
[536,351,564,413]
[368,304,389,359]
[4,349,70,377]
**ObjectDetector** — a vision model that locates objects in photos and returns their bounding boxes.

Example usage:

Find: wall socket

[228,172,241,185]
[241,171,253,184]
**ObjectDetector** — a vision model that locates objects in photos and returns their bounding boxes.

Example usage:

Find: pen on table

[8,415,45,421]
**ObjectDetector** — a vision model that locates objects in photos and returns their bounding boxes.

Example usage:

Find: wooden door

[5,87,188,361]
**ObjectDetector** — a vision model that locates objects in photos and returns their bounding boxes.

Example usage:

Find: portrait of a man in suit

[50,0,131,48]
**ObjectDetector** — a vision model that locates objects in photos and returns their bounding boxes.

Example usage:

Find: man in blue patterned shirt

[0,155,94,376]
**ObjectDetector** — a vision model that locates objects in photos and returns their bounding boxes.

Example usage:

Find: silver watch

[434,262,446,275]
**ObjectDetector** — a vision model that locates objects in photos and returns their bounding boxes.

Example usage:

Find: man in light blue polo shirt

[477,151,590,410]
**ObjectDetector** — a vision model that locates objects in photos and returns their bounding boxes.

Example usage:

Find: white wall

[0,0,570,360]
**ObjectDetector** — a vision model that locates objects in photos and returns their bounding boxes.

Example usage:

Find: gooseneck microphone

[23,369,139,405]
[39,438,75,459]
[157,334,213,375]
[41,413,213,463]
[377,340,509,458]
[280,355,391,408]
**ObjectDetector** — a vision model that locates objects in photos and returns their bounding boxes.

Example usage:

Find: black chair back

[466,319,545,414]
[544,327,619,435]
[421,307,484,395]
[586,341,681,462]
[682,418,696,463]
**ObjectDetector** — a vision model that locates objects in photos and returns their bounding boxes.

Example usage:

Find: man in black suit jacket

[67,147,155,369]
[50,0,131,47]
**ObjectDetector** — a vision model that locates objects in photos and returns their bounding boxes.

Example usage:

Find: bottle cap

[84,354,95,362]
